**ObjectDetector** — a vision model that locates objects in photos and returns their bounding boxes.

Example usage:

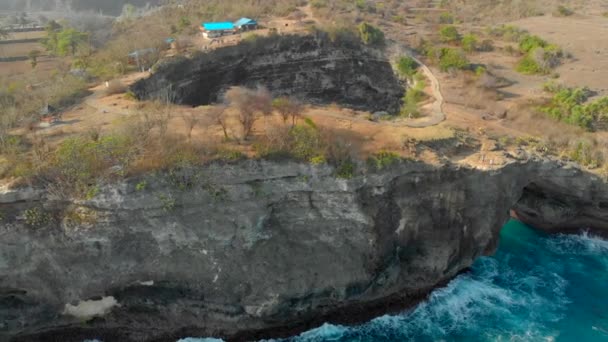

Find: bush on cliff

[357,22,385,45]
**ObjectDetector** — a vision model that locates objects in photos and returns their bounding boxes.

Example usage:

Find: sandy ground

[511,15,608,97]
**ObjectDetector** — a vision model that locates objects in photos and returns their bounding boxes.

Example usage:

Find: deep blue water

[181,220,608,342]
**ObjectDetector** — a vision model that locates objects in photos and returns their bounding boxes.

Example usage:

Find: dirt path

[388,45,446,128]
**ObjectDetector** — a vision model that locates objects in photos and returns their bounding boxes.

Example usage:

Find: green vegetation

[515,34,563,75]
[518,34,547,53]
[437,48,469,72]
[401,75,426,118]
[516,54,545,74]
[24,208,52,228]
[396,56,419,79]
[335,160,355,179]
[357,22,385,45]
[136,180,147,191]
[539,87,608,130]
[461,33,478,53]
[439,25,460,43]
[368,151,401,170]
[42,21,89,57]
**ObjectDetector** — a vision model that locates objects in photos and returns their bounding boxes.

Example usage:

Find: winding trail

[389,46,446,128]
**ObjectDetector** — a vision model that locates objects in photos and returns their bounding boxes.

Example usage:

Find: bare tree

[207,105,229,140]
[225,86,272,140]
[272,96,304,126]
[182,111,200,142]
[153,86,176,140]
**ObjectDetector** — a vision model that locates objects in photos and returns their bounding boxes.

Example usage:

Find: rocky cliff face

[1,158,607,342]
[131,34,405,114]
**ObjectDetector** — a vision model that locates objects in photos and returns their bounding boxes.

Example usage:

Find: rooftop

[202,22,235,31]
[234,18,257,27]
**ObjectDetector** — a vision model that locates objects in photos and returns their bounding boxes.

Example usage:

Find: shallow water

[182,220,608,342]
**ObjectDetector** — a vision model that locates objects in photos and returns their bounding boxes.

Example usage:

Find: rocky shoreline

[2,157,608,342]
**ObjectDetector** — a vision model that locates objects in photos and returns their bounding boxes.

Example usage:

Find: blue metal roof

[234,18,257,27]
[202,22,234,31]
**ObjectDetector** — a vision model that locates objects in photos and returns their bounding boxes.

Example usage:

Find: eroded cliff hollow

[131,34,405,113]
[1,158,607,342]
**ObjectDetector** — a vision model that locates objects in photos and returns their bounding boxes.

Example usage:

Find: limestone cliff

[131,34,405,113]
[1,158,607,342]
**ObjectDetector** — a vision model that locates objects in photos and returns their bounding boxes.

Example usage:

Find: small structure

[234,18,258,31]
[200,22,236,39]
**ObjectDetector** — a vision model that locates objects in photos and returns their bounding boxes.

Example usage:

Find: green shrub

[135,180,147,191]
[24,207,52,228]
[357,22,385,45]
[438,48,469,71]
[475,65,487,76]
[439,25,460,43]
[368,151,401,170]
[538,87,606,129]
[335,160,355,179]
[516,53,545,74]
[461,34,478,53]
[396,56,419,78]
[519,34,547,53]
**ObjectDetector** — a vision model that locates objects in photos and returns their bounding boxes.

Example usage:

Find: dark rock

[131,34,405,114]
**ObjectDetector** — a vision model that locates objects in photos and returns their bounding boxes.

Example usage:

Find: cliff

[1,158,607,341]
[131,34,405,114]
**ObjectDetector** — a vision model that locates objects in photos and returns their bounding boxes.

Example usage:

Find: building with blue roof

[234,18,258,31]
[200,18,258,39]
[200,22,236,39]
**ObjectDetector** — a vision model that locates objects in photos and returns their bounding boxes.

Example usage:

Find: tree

[438,48,469,72]
[396,56,419,78]
[439,25,460,43]
[225,86,272,140]
[42,20,62,54]
[357,22,385,45]
[272,97,304,126]
[207,105,229,140]
[56,28,89,56]
[28,50,40,69]
[461,34,478,53]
